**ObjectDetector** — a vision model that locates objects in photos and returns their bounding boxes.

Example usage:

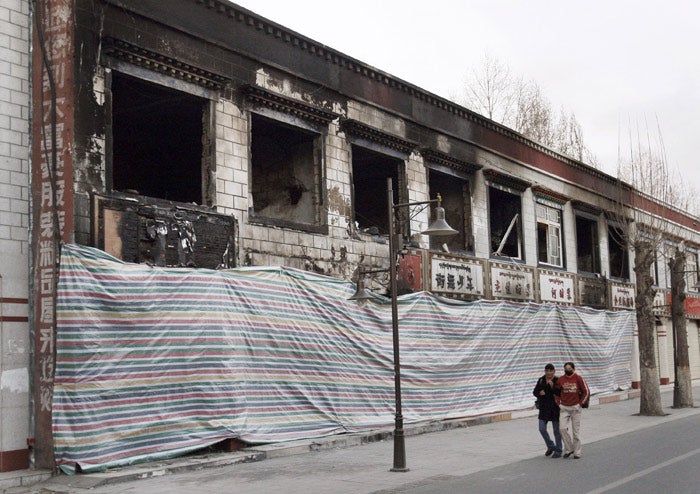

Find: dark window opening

[429,170,471,252]
[111,72,205,204]
[608,227,629,279]
[575,215,600,274]
[489,186,522,259]
[250,113,321,226]
[351,145,402,236]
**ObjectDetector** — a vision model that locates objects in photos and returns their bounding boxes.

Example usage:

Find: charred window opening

[111,72,205,204]
[250,113,321,228]
[536,202,563,267]
[351,145,403,236]
[489,186,522,259]
[429,170,471,252]
[575,215,600,274]
[608,227,629,279]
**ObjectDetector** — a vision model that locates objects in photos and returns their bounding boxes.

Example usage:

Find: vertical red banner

[398,253,423,292]
[31,0,75,469]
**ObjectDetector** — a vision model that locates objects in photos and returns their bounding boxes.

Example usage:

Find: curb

[0,388,644,492]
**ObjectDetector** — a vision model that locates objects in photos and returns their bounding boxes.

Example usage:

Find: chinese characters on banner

[490,263,534,301]
[31,0,75,466]
[430,255,484,298]
[538,271,575,304]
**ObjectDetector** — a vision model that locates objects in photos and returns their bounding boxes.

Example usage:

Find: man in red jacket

[555,361,590,459]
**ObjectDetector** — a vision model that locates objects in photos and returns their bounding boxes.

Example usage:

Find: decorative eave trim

[532,186,569,205]
[420,148,481,174]
[241,85,338,126]
[605,210,634,225]
[483,169,531,192]
[339,119,417,156]
[572,200,603,216]
[102,38,230,90]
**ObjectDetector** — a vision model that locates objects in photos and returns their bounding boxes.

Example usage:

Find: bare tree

[457,53,599,167]
[611,118,689,415]
[669,248,694,408]
[514,83,554,147]
[459,52,520,125]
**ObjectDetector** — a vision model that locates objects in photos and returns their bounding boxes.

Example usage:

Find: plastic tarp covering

[53,244,635,472]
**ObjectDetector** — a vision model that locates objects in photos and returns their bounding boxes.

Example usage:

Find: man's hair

[544,363,555,371]
[564,361,575,370]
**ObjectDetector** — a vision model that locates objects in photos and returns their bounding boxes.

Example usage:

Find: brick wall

[0,0,30,472]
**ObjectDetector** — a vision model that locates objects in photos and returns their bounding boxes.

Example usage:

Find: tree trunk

[633,240,664,415]
[669,250,694,408]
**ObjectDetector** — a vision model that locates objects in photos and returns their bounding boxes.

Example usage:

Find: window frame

[427,166,473,254]
[607,222,630,280]
[248,110,328,234]
[686,248,699,293]
[574,212,601,275]
[535,198,564,268]
[488,183,523,261]
[106,68,216,206]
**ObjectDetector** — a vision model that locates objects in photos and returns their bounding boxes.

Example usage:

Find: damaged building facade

[1,0,699,472]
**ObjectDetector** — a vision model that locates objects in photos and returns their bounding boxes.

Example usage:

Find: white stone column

[657,319,671,385]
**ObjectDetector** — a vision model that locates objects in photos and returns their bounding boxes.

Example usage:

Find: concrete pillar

[657,320,670,385]
[631,329,641,388]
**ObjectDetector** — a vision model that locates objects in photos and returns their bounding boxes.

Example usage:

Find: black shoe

[574,455,581,459]
[552,452,562,458]
[545,448,553,456]
[563,452,573,458]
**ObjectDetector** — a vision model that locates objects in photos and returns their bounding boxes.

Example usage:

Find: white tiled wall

[0,0,30,460]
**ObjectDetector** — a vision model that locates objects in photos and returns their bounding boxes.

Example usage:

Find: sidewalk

[3,383,699,493]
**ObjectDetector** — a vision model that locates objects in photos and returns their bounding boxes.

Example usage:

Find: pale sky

[233,0,700,199]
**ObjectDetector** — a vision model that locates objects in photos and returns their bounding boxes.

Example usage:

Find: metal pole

[387,177,408,472]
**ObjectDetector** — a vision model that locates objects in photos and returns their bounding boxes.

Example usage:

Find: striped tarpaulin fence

[53,243,635,472]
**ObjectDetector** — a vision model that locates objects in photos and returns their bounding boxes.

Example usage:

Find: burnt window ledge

[248,215,328,236]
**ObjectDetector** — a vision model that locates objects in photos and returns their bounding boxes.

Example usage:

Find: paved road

[12,384,700,494]
[376,414,700,494]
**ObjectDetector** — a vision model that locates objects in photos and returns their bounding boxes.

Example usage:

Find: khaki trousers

[559,404,582,455]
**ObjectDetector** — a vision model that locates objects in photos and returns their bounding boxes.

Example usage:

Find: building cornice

[102,37,231,90]
[483,169,531,192]
[532,185,569,205]
[420,148,481,174]
[339,119,417,156]
[241,85,338,126]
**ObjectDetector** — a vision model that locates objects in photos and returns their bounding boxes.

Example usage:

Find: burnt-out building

[4,0,697,473]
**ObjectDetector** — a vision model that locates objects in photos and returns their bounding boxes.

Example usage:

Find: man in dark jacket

[533,363,562,458]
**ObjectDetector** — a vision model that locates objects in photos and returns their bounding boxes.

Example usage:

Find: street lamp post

[352,177,457,472]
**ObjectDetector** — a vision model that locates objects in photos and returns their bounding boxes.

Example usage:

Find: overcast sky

[233,0,700,196]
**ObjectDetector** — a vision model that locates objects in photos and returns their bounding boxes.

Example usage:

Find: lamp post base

[391,423,408,472]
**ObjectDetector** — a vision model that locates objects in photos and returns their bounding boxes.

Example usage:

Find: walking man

[555,361,589,459]
[533,363,562,458]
